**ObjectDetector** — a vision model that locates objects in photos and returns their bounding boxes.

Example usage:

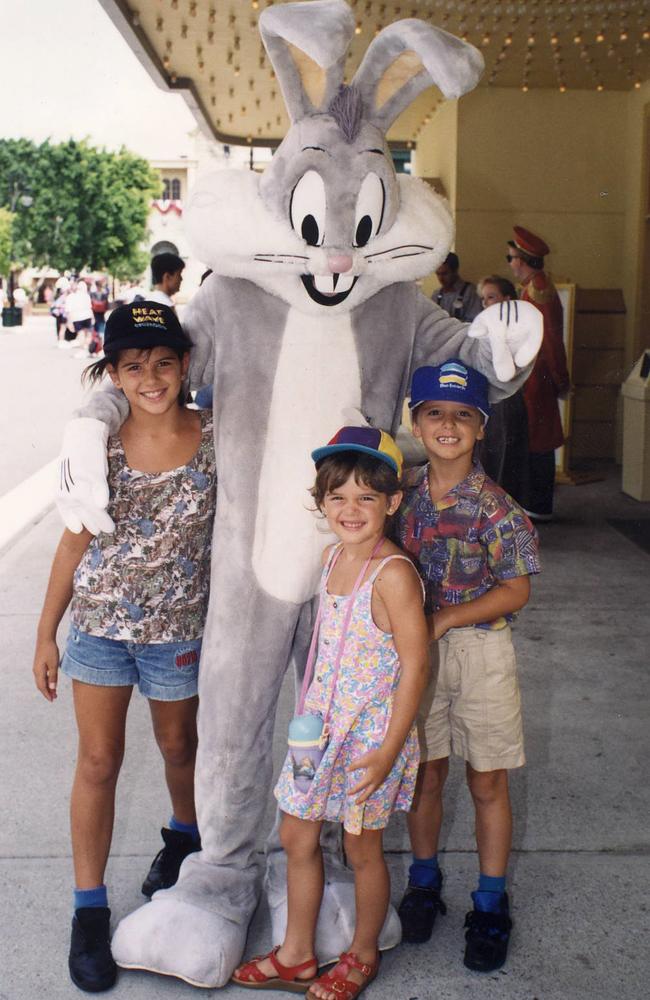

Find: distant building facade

[147,132,272,301]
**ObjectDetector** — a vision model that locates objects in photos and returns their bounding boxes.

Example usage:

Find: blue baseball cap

[409,360,490,421]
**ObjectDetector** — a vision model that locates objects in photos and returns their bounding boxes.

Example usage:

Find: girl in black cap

[32,302,216,993]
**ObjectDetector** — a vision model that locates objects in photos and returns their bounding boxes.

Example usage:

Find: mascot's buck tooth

[55,0,542,988]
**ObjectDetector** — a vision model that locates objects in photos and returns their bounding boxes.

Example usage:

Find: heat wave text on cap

[131,306,166,325]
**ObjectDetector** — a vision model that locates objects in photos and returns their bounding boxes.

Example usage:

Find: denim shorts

[60,625,200,701]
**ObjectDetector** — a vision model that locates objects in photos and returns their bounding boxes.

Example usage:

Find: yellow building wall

[409,84,650,463]
[452,87,627,292]
[411,98,458,211]
[412,86,649,367]
[622,81,650,367]
[411,100,458,298]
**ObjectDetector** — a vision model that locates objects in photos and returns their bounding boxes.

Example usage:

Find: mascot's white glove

[467,299,543,384]
[56,418,115,535]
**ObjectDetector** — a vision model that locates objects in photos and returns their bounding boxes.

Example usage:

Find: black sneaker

[69,906,117,993]
[398,875,447,944]
[141,827,201,898]
[463,891,512,972]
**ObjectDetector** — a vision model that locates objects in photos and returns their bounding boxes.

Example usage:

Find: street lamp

[4,183,33,320]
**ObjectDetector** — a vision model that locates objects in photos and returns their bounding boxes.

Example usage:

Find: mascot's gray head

[185,0,484,316]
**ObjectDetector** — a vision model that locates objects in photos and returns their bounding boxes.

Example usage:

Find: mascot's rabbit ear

[259,0,355,122]
[351,20,484,133]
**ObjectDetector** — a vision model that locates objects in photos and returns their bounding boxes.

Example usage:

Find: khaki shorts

[417,626,525,772]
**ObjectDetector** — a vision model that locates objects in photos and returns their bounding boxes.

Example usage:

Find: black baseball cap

[103,301,192,355]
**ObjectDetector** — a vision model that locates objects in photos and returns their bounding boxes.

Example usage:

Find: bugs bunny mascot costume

[57,1,541,988]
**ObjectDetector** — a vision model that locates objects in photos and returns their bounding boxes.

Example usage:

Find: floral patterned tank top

[71,410,216,643]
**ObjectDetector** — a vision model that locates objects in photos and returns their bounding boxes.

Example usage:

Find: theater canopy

[100,0,650,147]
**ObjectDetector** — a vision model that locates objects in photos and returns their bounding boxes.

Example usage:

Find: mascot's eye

[354,173,385,248]
[290,170,326,247]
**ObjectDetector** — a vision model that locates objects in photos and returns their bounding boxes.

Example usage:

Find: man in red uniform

[507,227,570,521]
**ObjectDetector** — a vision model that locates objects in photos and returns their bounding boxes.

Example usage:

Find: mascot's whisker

[255,254,310,262]
[364,243,434,259]
[389,250,431,260]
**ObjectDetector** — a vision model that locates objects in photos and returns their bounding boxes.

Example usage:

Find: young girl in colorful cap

[233,427,429,1000]
[32,302,216,993]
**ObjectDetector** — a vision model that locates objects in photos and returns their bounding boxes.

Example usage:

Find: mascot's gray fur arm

[60,1,541,988]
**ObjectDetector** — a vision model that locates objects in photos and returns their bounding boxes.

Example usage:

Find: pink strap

[297,538,385,717]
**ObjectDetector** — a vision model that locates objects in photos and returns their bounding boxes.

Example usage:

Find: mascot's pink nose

[328,254,353,274]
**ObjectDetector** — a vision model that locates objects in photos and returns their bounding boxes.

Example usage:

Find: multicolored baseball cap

[103,301,192,355]
[409,360,490,421]
[311,426,403,478]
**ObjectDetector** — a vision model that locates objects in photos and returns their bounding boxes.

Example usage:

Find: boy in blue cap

[393,360,540,972]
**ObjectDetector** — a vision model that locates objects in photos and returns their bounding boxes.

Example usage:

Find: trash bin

[621,350,650,500]
[2,306,23,327]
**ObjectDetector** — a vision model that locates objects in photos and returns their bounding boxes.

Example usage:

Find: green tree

[0,208,13,277]
[0,138,160,277]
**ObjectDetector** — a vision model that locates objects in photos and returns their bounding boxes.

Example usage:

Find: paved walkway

[1,466,649,1000]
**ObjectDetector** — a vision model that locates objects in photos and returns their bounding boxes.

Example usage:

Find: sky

[0,0,198,160]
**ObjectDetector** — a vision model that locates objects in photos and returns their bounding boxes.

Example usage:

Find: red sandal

[232,946,318,992]
[306,951,380,1000]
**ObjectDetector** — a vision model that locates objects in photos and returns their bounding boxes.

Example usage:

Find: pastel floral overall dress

[275,544,422,835]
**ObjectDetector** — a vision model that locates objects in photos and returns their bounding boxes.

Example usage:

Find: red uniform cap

[510,226,550,258]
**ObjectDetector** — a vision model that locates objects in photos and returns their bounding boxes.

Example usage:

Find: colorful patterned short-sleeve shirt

[71,410,216,643]
[394,462,540,630]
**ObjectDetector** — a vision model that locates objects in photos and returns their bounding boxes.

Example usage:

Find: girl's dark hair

[311,452,401,509]
[82,346,190,403]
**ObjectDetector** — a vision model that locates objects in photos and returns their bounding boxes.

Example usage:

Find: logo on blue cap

[438,362,469,390]
[409,360,490,421]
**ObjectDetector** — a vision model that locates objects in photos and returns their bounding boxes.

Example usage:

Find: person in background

[148,252,185,308]
[65,278,94,353]
[433,252,482,323]
[90,277,110,339]
[476,276,529,505]
[507,227,570,522]
[51,286,71,348]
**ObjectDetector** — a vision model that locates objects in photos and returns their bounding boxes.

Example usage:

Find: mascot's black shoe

[141,827,201,897]
[463,892,513,972]
[398,875,447,944]
[69,906,117,993]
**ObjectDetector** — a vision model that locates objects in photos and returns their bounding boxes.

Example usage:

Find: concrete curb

[0,459,57,558]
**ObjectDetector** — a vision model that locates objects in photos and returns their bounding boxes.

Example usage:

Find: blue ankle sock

[169,816,200,843]
[74,885,108,911]
[408,854,441,889]
[473,874,506,912]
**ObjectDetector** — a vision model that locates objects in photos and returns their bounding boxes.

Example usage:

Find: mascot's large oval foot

[111,895,246,988]
[267,859,401,966]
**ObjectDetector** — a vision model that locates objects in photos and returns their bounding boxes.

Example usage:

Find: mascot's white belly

[253,308,361,603]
